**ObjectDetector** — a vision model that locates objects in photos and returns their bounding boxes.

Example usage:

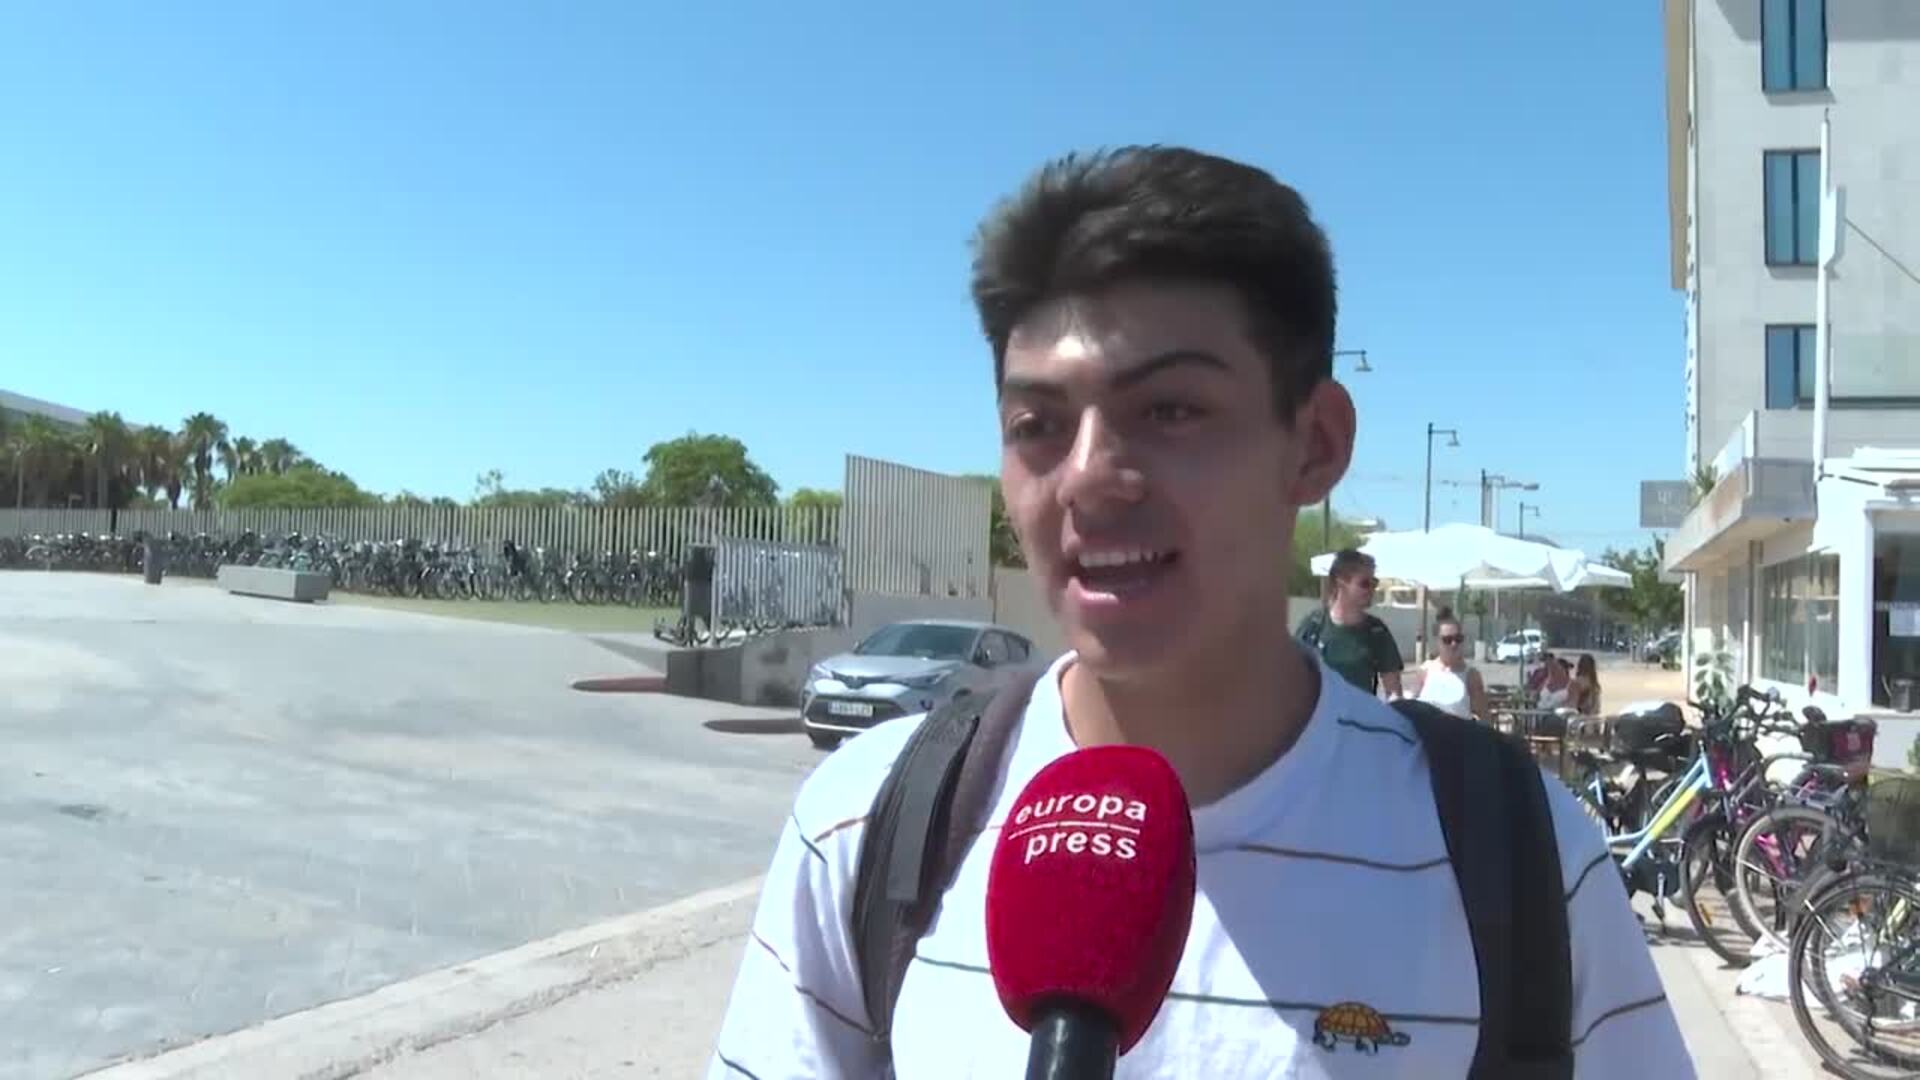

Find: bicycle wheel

[1733,804,1852,956]
[1681,811,1757,967]
[1787,871,1920,1076]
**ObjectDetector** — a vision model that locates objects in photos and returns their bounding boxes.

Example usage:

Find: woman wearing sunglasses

[1413,608,1490,721]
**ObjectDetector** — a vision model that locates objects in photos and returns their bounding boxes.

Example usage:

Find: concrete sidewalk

[342,907,1825,1079]
[1643,918,1823,1079]
[84,884,1827,1079]
[356,934,743,1079]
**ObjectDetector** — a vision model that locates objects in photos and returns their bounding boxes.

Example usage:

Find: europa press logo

[1004,790,1147,864]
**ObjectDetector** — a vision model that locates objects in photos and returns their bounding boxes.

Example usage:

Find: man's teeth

[1078,549,1170,569]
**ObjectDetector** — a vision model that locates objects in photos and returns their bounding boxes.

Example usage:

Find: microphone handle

[1024,1000,1118,1080]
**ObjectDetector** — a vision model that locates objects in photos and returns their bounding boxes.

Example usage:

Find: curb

[78,875,765,1080]
[570,674,670,693]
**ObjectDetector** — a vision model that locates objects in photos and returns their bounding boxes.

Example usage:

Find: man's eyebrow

[999,349,1229,399]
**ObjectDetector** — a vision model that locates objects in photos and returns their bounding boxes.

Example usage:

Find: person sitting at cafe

[1530,649,1573,709]
[1568,653,1602,716]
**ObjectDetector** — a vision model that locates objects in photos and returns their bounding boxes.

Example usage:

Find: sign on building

[1639,480,1692,529]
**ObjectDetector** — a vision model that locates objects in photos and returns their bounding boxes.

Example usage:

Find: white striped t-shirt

[707,649,1694,1078]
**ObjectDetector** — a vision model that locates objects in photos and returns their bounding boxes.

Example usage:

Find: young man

[708,146,1690,1077]
[1295,548,1406,698]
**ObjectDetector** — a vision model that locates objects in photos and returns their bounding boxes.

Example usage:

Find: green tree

[1290,506,1364,594]
[83,411,134,510]
[472,468,589,509]
[221,466,380,508]
[787,487,841,512]
[592,468,648,508]
[223,436,260,481]
[1599,540,1683,630]
[17,415,76,507]
[958,474,1023,568]
[638,433,779,507]
[179,412,229,510]
[783,487,843,546]
[257,437,307,475]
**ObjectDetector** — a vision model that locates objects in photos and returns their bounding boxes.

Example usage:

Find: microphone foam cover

[985,745,1196,1054]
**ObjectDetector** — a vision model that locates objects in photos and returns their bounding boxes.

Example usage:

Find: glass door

[1873,529,1920,709]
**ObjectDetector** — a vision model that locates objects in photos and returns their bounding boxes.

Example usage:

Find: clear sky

[0,1,1681,555]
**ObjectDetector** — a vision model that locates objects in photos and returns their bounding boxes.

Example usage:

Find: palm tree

[0,407,15,508]
[159,432,190,510]
[179,412,228,510]
[258,437,304,475]
[130,425,177,506]
[83,411,133,509]
[226,436,262,479]
[18,416,75,507]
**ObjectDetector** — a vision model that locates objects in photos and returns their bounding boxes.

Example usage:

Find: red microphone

[985,746,1197,1079]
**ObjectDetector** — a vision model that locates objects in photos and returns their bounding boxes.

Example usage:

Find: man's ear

[1287,378,1356,506]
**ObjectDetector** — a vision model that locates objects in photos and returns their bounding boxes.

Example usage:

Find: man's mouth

[1070,547,1180,593]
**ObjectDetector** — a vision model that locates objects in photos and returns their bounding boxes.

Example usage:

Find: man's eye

[1146,401,1203,424]
[1005,414,1060,441]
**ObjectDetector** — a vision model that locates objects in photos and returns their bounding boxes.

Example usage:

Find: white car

[800,619,1039,749]
[1495,629,1546,663]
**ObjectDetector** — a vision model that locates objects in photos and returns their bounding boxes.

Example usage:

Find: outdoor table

[1497,708,1574,779]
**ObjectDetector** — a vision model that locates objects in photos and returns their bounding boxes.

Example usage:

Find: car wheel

[808,730,841,751]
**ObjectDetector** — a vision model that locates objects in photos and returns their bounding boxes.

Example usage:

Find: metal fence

[713,537,843,627]
[4,452,995,623]
[0,504,840,563]
[842,453,991,599]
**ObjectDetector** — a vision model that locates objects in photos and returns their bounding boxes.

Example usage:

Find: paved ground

[346,896,1813,1079]
[0,572,819,1080]
[351,656,1827,1080]
[355,930,745,1080]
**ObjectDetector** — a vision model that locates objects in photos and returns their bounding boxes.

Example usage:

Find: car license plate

[828,701,875,718]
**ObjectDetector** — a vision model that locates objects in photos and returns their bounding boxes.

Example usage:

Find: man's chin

[1061,624,1182,679]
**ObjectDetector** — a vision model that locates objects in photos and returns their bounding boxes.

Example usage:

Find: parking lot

[0,573,817,1080]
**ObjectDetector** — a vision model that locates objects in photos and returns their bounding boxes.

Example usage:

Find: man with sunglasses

[1296,548,1405,698]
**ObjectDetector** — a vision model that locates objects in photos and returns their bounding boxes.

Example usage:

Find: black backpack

[849,674,1573,1079]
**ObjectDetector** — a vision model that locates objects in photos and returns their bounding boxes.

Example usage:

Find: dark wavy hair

[969,145,1337,420]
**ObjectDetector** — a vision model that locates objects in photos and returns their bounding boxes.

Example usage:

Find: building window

[1765,324,1818,408]
[1763,0,1827,92]
[1764,150,1820,266]
[1761,553,1839,689]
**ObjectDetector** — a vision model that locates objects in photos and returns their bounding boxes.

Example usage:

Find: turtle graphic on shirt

[1313,1002,1412,1054]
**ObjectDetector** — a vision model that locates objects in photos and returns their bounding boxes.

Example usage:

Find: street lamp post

[1423,422,1460,533]
[1322,349,1372,550]
[1479,470,1540,531]
[1517,501,1540,540]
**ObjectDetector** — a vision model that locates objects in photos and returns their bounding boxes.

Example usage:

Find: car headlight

[897,671,950,689]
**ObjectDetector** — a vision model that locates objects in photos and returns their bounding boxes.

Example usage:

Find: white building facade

[1662,0,1920,722]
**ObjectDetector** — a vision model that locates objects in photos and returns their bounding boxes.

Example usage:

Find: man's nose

[1056,409,1145,511]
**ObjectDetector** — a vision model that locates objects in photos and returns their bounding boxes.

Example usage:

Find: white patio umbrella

[1308,522,1602,593]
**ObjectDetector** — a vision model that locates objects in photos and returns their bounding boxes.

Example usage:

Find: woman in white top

[1414,609,1490,721]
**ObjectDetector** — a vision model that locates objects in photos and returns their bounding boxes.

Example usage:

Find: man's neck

[1328,598,1366,626]
[1059,631,1319,807]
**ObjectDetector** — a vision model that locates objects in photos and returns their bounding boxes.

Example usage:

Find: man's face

[996,279,1353,677]
[1336,566,1378,610]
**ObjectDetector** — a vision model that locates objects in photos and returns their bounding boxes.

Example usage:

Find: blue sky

[0,1,1681,555]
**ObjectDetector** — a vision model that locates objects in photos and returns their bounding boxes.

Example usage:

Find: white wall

[1691,0,1920,467]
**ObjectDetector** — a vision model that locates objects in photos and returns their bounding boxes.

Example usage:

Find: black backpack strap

[1297,606,1326,651]
[850,674,1040,1059]
[1397,700,1573,1079]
